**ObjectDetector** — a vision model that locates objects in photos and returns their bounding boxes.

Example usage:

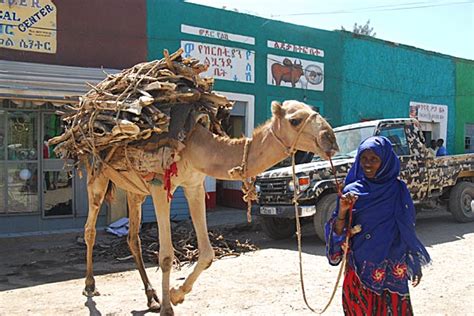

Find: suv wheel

[449,181,474,222]
[313,193,338,242]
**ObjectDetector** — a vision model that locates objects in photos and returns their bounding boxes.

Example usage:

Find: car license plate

[260,206,277,215]
[299,205,316,217]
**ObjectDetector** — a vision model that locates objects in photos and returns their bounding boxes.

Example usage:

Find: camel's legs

[83,171,109,297]
[150,184,175,316]
[127,192,161,311]
[170,182,214,306]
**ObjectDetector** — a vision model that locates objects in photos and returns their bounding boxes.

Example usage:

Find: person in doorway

[325,136,430,315]
[436,138,447,156]
[0,132,4,160]
[428,139,437,157]
[43,135,51,191]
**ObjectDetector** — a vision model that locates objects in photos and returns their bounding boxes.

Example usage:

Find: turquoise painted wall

[146,0,343,127]
[339,32,456,154]
[455,60,474,154]
[146,1,470,156]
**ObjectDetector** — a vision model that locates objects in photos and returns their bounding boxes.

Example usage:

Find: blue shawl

[325,136,430,295]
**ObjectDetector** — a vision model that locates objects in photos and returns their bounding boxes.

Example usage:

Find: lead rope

[292,154,354,314]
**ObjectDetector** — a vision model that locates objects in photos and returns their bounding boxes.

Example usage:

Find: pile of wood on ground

[49,48,232,170]
[90,223,258,269]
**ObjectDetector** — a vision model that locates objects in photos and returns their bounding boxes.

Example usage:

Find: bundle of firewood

[49,49,232,166]
[91,223,259,269]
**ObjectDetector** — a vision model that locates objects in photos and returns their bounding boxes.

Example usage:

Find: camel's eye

[289,118,302,126]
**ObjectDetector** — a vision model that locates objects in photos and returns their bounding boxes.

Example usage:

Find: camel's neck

[183,123,290,180]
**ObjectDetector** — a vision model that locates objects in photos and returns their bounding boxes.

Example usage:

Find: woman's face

[360,149,382,179]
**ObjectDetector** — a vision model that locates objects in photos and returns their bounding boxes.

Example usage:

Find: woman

[325,136,430,315]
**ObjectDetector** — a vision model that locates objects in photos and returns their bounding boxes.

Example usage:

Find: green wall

[455,60,474,154]
[146,1,473,155]
[146,0,343,127]
[339,32,457,153]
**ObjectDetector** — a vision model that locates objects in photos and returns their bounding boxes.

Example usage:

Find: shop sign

[181,24,255,45]
[409,102,447,122]
[0,0,57,53]
[181,40,254,83]
[267,40,324,57]
[409,101,448,142]
[267,54,324,91]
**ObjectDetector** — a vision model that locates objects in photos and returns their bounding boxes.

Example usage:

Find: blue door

[142,187,190,223]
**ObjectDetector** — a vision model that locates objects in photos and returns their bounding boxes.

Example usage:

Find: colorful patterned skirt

[342,267,413,316]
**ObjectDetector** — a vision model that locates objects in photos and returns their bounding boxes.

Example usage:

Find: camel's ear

[271,101,284,118]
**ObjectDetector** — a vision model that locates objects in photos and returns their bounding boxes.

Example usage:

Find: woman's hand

[338,192,358,219]
[334,193,358,235]
[411,273,422,287]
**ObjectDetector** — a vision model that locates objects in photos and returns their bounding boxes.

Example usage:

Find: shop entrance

[42,112,74,217]
[419,121,440,147]
[216,100,248,209]
[213,92,255,210]
[0,100,78,219]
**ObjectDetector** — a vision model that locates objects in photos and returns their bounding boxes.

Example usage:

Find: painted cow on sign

[271,58,304,88]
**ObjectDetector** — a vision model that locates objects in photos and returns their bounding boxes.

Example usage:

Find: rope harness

[230,113,317,222]
[290,155,354,314]
[315,159,354,314]
[267,113,355,314]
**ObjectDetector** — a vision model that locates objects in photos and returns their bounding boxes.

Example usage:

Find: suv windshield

[268,125,376,168]
[332,126,376,158]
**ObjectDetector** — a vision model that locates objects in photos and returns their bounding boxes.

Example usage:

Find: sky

[186,0,474,60]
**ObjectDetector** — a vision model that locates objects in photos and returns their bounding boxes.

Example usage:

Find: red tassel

[164,162,178,202]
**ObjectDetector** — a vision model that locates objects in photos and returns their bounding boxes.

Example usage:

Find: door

[378,123,429,202]
[465,124,474,154]
[42,112,74,217]
[217,100,248,208]
[2,110,40,214]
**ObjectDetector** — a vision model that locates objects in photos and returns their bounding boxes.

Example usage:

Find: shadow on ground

[0,209,472,292]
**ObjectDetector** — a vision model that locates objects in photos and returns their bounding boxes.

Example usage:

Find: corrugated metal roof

[0,60,121,103]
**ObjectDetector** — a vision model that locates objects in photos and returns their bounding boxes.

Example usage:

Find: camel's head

[271,100,339,160]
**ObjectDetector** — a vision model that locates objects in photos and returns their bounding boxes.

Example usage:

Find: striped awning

[0,60,120,104]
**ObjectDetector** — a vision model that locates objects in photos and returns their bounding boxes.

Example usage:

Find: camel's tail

[105,181,116,204]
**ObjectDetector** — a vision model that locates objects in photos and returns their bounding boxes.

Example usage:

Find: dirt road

[1,210,473,315]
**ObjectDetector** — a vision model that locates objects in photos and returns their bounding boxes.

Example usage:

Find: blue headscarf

[326,136,431,295]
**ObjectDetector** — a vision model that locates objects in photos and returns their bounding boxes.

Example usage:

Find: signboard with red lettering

[0,0,57,53]
[267,40,324,57]
[409,101,448,142]
[181,40,254,83]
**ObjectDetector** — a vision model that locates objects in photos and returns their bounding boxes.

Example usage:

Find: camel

[82,100,339,315]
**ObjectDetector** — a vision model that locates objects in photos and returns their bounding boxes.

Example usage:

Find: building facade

[147,0,342,209]
[454,60,474,154]
[0,0,147,234]
[338,31,457,154]
[1,0,472,234]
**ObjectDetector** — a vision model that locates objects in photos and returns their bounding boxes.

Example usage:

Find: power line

[271,0,474,17]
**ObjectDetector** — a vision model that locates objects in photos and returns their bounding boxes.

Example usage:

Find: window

[0,110,4,213]
[7,111,38,161]
[379,126,410,156]
[335,126,376,157]
[4,111,39,213]
[6,163,39,213]
[465,124,474,153]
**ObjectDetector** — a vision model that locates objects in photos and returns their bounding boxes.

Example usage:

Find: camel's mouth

[316,129,339,160]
